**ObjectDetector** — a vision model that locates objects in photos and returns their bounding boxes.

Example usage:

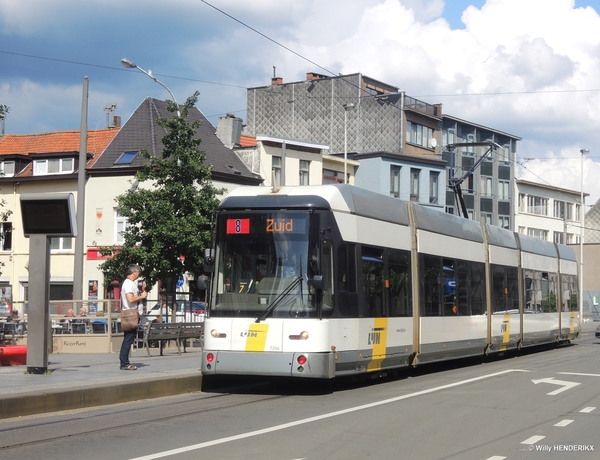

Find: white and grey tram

[201,185,579,379]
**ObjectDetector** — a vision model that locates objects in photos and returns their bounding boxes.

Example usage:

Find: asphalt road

[1,331,599,460]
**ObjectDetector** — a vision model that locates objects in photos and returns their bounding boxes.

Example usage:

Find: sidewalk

[0,345,203,420]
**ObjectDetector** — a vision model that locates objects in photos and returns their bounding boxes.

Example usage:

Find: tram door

[362,246,385,317]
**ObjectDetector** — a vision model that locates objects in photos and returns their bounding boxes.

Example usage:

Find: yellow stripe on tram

[569,311,576,337]
[500,313,510,352]
[367,317,388,372]
[245,323,269,352]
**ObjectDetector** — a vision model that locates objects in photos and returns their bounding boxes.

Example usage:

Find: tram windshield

[211,211,319,318]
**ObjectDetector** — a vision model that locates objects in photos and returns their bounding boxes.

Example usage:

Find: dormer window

[33,158,74,176]
[114,151,138,165]
[0,161,15,177]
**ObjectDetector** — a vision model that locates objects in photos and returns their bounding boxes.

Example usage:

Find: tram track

[0,383,284,452]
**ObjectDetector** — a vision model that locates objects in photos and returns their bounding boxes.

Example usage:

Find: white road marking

[558,372,600,377]
[554,419,574,427]
[129,369,529,460]
[486,457,506,460]
[521,435,545,445]
[531,377,581,395]
[580,407,596,413]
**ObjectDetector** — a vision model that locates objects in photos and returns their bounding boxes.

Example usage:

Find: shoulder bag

[121,308,140,331]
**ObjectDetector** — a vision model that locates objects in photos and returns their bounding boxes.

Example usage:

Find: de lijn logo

[368,327,385,345]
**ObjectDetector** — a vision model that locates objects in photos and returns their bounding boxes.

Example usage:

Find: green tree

[100,92,222,292]
[0,104,8,121]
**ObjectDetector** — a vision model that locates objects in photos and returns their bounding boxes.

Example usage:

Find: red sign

[226,218,250,234]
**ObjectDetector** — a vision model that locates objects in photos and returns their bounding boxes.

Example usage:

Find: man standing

[119,264,147,370]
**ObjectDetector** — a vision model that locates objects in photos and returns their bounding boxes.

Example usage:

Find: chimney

[216,113,243,148]
[112,115,121,128]
[271,65,282,85]
[307,72,328,81]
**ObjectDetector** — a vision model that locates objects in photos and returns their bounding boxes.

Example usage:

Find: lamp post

[121,58,180,116]
[579,148,589,328]
[343,103,355,184]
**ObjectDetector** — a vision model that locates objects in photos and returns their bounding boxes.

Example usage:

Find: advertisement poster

[88,280,98,313]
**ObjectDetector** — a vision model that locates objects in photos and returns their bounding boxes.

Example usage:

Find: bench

[179,322,204,353]
[143,322,203,357]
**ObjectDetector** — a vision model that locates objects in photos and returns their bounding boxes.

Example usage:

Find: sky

[2,0,600,205]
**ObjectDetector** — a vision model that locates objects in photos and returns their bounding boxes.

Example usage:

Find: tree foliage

[0,104,8,120]
[99,92,222,291]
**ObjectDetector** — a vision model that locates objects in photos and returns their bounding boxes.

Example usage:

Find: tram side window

[422,255,442,316]
[525,270,557,313]
[561,274,578,312]
[544,272,558,312]
[337,244,357,292]
[491,265,507,313]
[336,243,358,317]
[321,241,334,317]
[469,261,486,315]
[362,246,385,317]
[492,265,519,313]
[388,249,412,317]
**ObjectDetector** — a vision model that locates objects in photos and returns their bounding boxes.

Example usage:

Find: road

[1,332,599,460]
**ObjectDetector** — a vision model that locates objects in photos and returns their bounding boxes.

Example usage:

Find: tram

[201,185,579,379]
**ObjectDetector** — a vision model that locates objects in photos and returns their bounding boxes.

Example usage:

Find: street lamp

[121,58,180,116]
[579,148,589,328]
[343,103,355,184]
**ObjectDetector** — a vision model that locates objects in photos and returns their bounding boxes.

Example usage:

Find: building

[246,72,519,223]
[0,97,261,309]
[514,179,583,244]
[442,116,520,228]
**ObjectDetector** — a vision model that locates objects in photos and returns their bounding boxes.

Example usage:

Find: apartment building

[246,72,519,223]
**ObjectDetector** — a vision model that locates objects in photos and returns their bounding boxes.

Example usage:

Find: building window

[0,222,12,251]
[462,131,475,155]
[390,165,401,198]
[445,206,455,215]
[0,161,15,177]
[442,128,456,147]
[33,158,74,176]
[50,237,73,252]
[554,200,565,218]
[410,168,420,201]
[524,195,548,216]
[566,203,574,220]
[272,156,281,186]
[323,168,345,184]
[481,212,493,225]
[429,171,439,204]
[527,228,548,240]
[498,180,510,200]
[553,231,565,244]
[406,121,434,148]
[498,215,510,229]
[114,151,138,165]
[299,160,310,185]
[115,210,129,244]
[480,175,493,197]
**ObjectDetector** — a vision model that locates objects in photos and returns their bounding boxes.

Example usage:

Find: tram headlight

[289,331,309,340]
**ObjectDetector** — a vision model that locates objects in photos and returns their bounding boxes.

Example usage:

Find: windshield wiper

[255,276,303,323]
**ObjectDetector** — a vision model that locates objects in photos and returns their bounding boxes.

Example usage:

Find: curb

[0,373,203,420]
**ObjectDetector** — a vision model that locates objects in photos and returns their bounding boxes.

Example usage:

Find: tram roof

[219,185,411,225]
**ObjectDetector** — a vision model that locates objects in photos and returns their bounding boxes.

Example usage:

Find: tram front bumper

[201,350,335,379]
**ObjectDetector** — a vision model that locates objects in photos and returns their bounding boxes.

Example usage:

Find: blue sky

[2,0,600,202]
